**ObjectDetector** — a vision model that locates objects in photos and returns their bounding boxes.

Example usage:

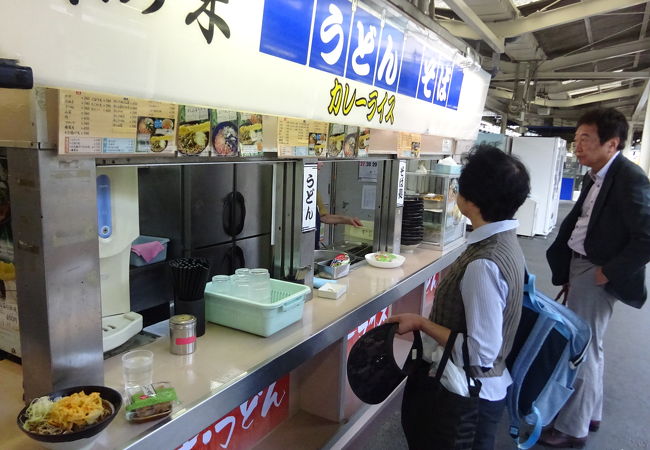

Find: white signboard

[397,160,407,206]
[302,163,318,233]
[358,161,379,181]
[0,0,490,140]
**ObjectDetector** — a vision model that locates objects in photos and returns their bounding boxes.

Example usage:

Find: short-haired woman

[389,145,531,450]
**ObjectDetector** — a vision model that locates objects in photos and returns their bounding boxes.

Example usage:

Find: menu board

[277,118,309,157]
[327,124,361,158]
[239,113,264,157]
[58,89,177,155]
[397,132,422,159]
[308,121,329,157]
[211,109,239,156]
[176,106,210,156]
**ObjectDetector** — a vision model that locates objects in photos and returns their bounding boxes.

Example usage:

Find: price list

[397,132,422,158]
[137,100,177,120]
[277,117,309,158]
[58,89,177,155]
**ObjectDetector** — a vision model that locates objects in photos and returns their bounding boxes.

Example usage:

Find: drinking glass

[232,273,251,300]
[251,268,271,303]
[122,349,154,389]
[211,275,231,294]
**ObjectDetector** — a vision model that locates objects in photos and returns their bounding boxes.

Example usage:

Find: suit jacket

[547,154,650,308]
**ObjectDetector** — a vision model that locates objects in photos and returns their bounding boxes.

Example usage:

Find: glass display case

[404,160,466,251]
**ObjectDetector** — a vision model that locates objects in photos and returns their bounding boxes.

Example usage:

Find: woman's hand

[387,313,424,335]
[387,314,451,346]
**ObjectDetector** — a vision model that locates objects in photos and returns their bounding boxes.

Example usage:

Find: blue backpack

[505,272,592,449]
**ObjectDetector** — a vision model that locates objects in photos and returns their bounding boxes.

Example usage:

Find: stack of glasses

[211,268,271,303]
[169,257,210,336]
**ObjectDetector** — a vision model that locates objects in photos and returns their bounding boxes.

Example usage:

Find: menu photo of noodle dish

[210,109,239,156]
[136,116,175,153]
[327,124,358,158]
[176,106,210,156]
[239,113,264,157]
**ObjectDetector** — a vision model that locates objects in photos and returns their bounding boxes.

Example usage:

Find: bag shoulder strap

[433,331,482,398]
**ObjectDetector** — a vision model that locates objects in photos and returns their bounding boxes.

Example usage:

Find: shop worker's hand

[348,217,363,227]
[387,313,423,335]
[595,267,609,285]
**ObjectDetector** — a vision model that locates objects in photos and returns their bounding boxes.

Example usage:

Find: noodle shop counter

[0,245,464,449]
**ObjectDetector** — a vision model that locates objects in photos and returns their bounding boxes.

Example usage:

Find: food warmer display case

[405,161,466,251]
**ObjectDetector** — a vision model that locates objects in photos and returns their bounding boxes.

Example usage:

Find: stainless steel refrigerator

[130,163,273,325]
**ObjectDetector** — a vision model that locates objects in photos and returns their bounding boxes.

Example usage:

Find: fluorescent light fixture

[436,0,546,9]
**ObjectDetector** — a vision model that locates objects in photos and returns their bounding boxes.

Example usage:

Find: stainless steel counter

[1,245,464,449]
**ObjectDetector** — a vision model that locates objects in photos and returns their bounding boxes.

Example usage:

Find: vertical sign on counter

[302,163,318,232]
[177,375,290,450]
[396,160,406,206]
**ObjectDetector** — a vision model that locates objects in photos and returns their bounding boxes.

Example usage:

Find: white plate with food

[365,252,406,269]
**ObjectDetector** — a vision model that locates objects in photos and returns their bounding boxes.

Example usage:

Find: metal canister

[169,314,197,355]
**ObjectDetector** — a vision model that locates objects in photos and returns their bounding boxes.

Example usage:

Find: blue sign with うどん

[309,0,353,76]
[345,7,381,85]
[374,23,404,92]
[259,0,464,111]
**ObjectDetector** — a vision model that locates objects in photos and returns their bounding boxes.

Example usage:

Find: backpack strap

[510,406,542,449]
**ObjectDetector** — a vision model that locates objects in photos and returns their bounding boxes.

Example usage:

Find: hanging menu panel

[277,118,309,158]
[58,89,177,155]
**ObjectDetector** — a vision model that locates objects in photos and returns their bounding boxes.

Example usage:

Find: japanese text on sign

[260,0,464,110]
[346,307,389,353]
[177,375,290,450]
[328,78,396,125]
[302,163,318,232]
[397,160,406,206]
[68,0,230,45]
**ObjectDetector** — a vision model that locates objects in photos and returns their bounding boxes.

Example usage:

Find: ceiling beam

[384,0,470,55]
[493,71,650,81]
[632,81,649,119]
[539,38,650,71]
[489,86,645,107]
[631,2,650,75]
[438,0,647,39]
[440,0,505,53]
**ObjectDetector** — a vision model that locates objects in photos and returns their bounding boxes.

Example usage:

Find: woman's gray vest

[429,229,524,377]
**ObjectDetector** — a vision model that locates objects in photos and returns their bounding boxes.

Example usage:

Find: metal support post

[640,103,650,176]
[8,148,103,401]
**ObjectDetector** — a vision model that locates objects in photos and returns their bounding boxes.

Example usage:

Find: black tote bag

[401,331,481,450]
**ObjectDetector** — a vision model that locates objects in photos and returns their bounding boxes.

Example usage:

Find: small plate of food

[17,385,121,449]
[365,252,406,269]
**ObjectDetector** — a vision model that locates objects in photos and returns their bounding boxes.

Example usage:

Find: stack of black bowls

[401,196,424,247]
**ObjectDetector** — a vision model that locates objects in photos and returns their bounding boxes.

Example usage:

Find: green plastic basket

[204,279,310,337]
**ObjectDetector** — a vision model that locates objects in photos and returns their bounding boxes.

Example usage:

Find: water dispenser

[97,167,143,351]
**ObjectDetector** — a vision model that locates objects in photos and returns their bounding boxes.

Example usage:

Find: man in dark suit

[541,108,650,447]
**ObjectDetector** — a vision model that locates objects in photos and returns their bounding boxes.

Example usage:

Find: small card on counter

[317,282,347,299]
